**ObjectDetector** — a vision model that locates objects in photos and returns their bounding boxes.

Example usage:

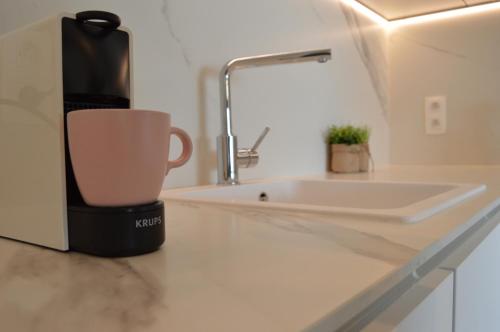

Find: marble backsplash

[0,0,390,188]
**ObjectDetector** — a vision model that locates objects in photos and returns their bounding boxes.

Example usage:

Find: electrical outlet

[425,96,447,135]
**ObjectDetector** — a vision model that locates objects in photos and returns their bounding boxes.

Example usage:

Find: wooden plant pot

[330,144,361,173]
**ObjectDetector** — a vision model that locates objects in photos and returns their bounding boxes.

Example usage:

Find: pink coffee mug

[67,109,192,207]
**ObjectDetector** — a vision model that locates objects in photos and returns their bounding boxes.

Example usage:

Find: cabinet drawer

[362,269,453,332]
[441,216,500,332]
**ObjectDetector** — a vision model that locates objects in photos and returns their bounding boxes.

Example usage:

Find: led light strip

[340,0,500,29]
[340,0,390,27]
[390,1,500,27]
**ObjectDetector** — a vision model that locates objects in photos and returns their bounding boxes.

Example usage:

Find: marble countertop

[1,166,500,332]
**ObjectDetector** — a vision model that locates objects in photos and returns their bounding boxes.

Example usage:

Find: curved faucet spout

[217,48,332,185]
[219,49,332,136]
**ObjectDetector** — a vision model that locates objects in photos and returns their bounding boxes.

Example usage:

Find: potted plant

[327,125,371,173]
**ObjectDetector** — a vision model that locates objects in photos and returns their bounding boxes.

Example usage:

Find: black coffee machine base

[68,200,165,257]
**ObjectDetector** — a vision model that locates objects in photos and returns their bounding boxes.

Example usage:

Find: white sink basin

[162,179,486,223]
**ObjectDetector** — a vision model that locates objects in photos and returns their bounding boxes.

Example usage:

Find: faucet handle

[237,126,271,168]
[251,126,271,151]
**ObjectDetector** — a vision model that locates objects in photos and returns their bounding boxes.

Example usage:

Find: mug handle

[167,127,193,173]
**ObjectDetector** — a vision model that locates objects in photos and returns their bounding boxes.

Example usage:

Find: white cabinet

[363,269,454,332]
[441,218,500,332]
[362,213,500,332]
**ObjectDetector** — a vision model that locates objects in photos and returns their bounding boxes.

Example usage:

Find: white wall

[0,0,390,188]
[389,9,500,165]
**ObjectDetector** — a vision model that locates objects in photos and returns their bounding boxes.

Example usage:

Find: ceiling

[356,0,499,20]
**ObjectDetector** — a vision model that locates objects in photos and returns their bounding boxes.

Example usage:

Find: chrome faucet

[216,48,332,185]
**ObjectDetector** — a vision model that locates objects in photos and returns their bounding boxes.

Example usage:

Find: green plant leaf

[327,125,371,145]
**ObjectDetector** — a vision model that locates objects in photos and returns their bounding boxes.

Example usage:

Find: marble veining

[0,246,166,332]
[228,207,419,266]
[160,0,192,66]
[391,33,468,60]
[340,2,389,118]
[0,87,58,130]
[310,0,328,25]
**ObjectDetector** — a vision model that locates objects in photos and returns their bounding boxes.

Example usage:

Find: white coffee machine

[0,11,165,256]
